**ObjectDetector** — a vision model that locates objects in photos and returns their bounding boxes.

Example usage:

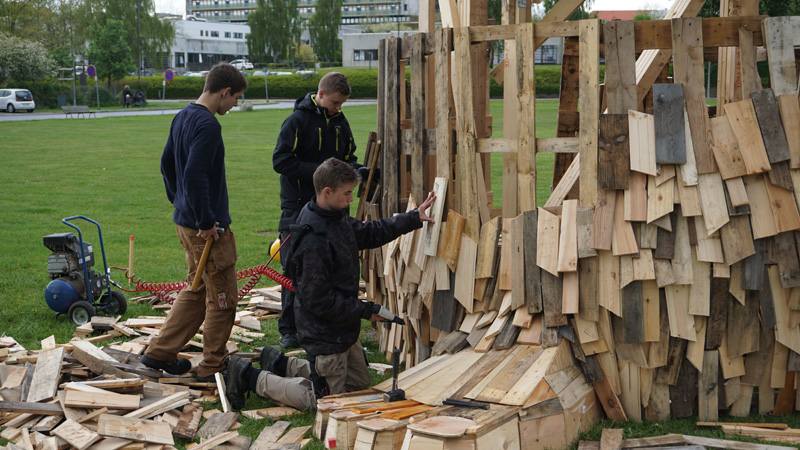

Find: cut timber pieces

[26,347,64,403]
[453,234,477,313]
[52,419,100,450]
[536,207,560,276]
[653,84,686,164]
[439,210,466,272]
[558,200,578,273]
[452,27,480,240]
[628,111,656,176]
[579,19,600,207]
[724,100,771,175]
[763,16,800,96]
[598,114,631,190]
[422,177,448,256]
[516,21,537,211]
[97,414,173,445]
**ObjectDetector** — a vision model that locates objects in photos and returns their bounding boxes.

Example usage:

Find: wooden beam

[579,19,600,207]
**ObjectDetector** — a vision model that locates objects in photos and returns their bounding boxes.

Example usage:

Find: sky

[154,0,675,17]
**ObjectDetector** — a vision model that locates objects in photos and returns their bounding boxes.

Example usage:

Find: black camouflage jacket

[289,200,422,356]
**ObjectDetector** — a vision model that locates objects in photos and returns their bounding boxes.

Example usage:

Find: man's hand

[418,191,436,224]
[197,222,220,241]
[368,314,383,322]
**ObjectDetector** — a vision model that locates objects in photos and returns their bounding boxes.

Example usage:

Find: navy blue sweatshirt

[161,103,231,230]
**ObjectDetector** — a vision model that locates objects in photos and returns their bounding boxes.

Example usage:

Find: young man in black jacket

[226,158,434,410]
[141,63,246,381]
[273,72,372,348]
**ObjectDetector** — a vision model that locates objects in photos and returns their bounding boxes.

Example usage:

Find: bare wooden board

[422,177,448,256]
[250,421,291,450]
[453,234,478,313]
[777,94,800,169]
[750,89,791,164]
[710,115,747,179]
[653,83,686,164]
[500,347,558,406]
[558,199,578,272]
[536,207,560,276]
[52,419,100,450]
[628,111,657,176]
[26,347,64,403]
[724,100,771,174]
[440,210,466,272]
[97,414,173,445]
[598,114,631,190]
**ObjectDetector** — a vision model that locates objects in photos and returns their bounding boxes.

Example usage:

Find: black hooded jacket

[289,200,422,356]
[273,92,359,212]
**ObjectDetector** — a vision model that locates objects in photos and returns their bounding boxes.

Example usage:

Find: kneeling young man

[226,158,435,410]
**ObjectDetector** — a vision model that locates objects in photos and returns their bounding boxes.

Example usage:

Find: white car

[230,59,254,70]
[0,89,35,113]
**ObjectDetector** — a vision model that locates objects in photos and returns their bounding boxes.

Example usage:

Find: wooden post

[384,37,400,217]
[579,19,600,207]
[517,22,537,211]
[411,33,426,204]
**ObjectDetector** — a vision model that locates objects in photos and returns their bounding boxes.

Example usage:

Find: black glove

[357,166,380,181]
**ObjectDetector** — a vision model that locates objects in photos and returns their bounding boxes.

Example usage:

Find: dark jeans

[278,208,300,336]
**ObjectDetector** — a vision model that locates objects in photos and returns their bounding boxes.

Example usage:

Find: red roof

[593,10,641,21]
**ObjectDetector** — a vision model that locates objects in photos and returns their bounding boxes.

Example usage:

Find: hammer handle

[191,238,214,291]
[391,349,401,390]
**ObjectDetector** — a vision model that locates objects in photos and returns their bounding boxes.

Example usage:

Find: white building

[169,18,251,71]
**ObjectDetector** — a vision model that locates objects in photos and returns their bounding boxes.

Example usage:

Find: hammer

[190,227,224,291]
[383,349,405,402]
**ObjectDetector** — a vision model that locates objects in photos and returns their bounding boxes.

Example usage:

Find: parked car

[251,70,267,76]
[0,89,35,113]
[129,70,155,77]
[230,59,254,70]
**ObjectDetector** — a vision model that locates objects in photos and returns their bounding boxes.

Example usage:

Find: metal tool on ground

[371,303,406,325]
[383,349,405,402]
[443,398,490,409]
[190,228,223,291]
[43,216,128,326]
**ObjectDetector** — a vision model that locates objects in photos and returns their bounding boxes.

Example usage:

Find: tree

[295,42,316,68]
[247,0,302,64]
[634,12,653,20]
[83,0,174,71]
[309,0,343,62]
[0,32,56,83]
[48,45,72,69]
[87,19,135,86]
[541,0,594,21]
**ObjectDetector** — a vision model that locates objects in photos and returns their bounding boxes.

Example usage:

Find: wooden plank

[710,115,747,179]
[439,210,466,272]
[173,404,202,440]
[777,94,800,169]
[664,285,696,341]
[26,347,64,403]
[422,177,448,257]
[672,17,715,173]
[475,216,500,278]
[65,390,140,411]
[751,89,791,165]
[452,27,480,240]
[593,189,616,250]
[764,174,800,232]
[500,347,558,406]
[775,232,800,288]
[598,251,621,316]
[384,37,399,217]
[97,415,172,445]
[648,175,675,224]
[522,210,543,314]
[697,172,730,236]
[542,271,566,328]
[598,114,631,190]
[653,83,686,164]
[629,111,657,176]
[198,412,238,439]
[579,19,600,207]
[604,19,637,114]
[771,266,800,354]
[672,213,694,285]
[763,16,799,96]
[622,281,645,344]
[52,419,99,450]
[724,100,772,174]
[558,200,578,272]
[453,234,477,314]
[536,207,560,276]
[517,22,537,211]
[410,34,425,206]
[600,428,623,450]
[743,175,779,239]
[434,28,452,184]
[698,351,720,421]
[612,190,639,256]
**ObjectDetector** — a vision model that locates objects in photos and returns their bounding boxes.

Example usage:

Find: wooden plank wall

[371,14,800,423]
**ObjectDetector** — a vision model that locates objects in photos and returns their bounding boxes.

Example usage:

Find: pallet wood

[26,347,64,403]
[724,100,771,174]
[453,234,478,313]
[579,19,601,207]
[628,111,657,176]
[422,177,448,257]
[173,404,202,440]
[558,200,578,273]
[598,114,631,190]
[710,115,747,179]
[653,83,686,164]
[52,419,99,450]
[439,211,466,272]
[97,414,173,445]
[536,207,560,276]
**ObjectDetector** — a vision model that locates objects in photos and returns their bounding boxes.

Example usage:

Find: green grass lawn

[2,100,789,449]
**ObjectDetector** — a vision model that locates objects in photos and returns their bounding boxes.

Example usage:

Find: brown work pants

[254,342,371,411]
[145,224,238,378]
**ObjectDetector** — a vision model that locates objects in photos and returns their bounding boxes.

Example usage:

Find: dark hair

[314,158,358,195]
[318,72,350,96]
[204,63,247,95]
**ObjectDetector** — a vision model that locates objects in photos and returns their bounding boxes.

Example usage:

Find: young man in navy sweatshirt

[142,62,247,381]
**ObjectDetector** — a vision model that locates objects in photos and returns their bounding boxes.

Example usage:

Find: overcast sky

[154,0,674,17]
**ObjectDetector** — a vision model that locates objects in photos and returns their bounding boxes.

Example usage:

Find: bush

[20,80,119,108]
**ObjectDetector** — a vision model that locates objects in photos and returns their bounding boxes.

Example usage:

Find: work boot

[225,356,251,410]
[196,369,227,383]
[279,334,299,349]
[260,346,284,374]
[141,355,191,375]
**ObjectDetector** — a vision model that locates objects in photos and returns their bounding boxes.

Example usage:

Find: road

[0,99,377,122]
